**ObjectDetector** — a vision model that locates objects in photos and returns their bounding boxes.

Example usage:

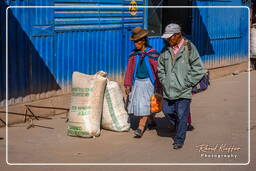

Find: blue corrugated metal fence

[0,0,249,106]
[1,0,146,105]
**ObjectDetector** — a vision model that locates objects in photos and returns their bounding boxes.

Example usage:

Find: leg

[147,113,157,130]
[138,116,150,131]
[187,99,192,124]
[187,112,194,131]
[162,99,176,126]
[128,113,137,130]
[134,116,150,137]
[187,112,191,124]
[187,100,194,131]
[173,99,191,148]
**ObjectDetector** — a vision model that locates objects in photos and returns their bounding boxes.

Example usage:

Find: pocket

[162,78,169,92]
[166,72,181,92]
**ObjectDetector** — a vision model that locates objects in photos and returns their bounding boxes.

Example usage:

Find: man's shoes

[187,124,194,131]
[134,129,143,138]
[173,143,183,150]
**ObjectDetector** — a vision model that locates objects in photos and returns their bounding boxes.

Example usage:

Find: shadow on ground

[129,115,176,139]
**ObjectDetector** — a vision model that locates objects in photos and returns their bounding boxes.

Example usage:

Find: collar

[171,38,184,49]
[134,47,151,55]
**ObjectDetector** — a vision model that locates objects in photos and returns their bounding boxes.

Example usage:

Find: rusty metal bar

[27,124,54,130]
[24,108,28,123]
[0,111,52,120]
[25,105,69,111]
[24,105,39,120]
[0,118,6,126]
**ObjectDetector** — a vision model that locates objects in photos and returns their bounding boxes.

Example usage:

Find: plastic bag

[150,93,162,113]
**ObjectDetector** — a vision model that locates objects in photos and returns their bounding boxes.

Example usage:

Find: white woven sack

[68,71,107,137]
[251,27,256,56]
[102,80,130,131]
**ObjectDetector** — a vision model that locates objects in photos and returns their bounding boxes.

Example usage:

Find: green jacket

[158,39,206,100]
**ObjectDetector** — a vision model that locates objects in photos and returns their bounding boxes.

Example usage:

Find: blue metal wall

[54,0,144,93]
[191,1,249,68]
[3,0,32,105]
[147,4,249,69]
[0,0,249,106]
[148,36,164,53]
[2,0,59,105]
[0,0,7,105]
[1,0,145,105]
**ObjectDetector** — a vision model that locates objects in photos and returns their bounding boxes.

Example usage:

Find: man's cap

[161,23,181,39]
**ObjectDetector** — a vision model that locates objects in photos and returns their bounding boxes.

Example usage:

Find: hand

[125,87,131,95]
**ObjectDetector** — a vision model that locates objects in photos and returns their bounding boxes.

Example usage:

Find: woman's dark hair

[141,36,152,48]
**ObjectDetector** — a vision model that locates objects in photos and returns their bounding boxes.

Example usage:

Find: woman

[124,27,161,137]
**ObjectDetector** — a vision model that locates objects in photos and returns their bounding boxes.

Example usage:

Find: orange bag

[150,94,162,113]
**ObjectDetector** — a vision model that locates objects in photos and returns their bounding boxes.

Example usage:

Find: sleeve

[124,55,135,88]
[157,53,167,86]
[184,43,206,88]
[149,51,162,91]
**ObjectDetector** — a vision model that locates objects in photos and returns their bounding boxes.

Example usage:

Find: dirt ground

[0,71,255,171]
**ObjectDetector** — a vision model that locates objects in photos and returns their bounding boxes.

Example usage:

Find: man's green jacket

[158,40,206,100]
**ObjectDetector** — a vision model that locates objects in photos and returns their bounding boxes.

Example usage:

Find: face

[167,33,182,47]
[133,38,146,51]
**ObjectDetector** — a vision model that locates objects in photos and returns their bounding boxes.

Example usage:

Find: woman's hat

[130,27,149,41]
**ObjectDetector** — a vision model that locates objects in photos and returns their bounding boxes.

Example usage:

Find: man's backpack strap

[184,40,192,64]
[184,40,210,94]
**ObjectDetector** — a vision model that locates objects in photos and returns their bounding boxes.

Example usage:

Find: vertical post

[144,0,148,29]
[122,0,125,76]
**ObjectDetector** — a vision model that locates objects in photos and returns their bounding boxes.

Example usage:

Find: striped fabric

[127,78,154,116]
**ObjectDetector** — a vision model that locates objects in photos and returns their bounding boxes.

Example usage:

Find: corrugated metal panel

[0,0,7,106]
[191,5,249,68]
[3,0,248,107]
[54,0,124,31]
[55,29,124,93]
[123,0,144,28]
[6,0,32,105]
[123,28,134,68]
[1,0,146,106]
[148,36,164,53]
[29,1,56,102]
[54,0,144,31]
[4,0,57,105]
[193,0,243,6]
[146,5,248,69]
[54,0,144,93]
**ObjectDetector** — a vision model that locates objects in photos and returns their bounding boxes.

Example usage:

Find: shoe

[134,129,143,137]
[187,124,194,131]
[173,144,183,150]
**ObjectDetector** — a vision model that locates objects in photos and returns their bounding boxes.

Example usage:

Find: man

[158,23,206,149]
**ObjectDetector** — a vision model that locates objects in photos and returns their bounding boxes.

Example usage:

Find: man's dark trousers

[162,98,191,145]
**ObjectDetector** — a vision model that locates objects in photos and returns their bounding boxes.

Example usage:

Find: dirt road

[0,71,255,171]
